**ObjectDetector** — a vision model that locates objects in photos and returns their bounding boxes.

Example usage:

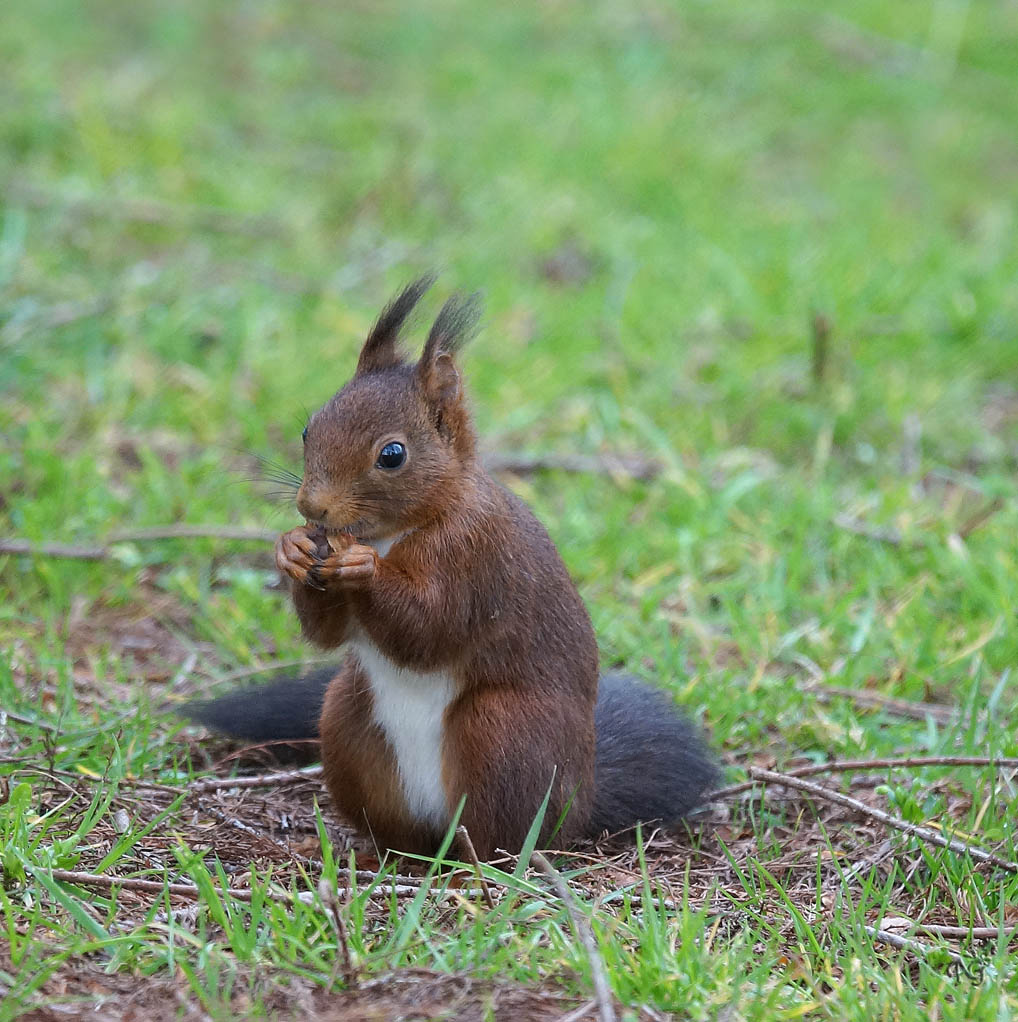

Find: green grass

[2,0,1018,1018]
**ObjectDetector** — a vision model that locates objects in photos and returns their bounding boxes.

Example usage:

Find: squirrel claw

[316,544,377,586]
[276,526,321,587]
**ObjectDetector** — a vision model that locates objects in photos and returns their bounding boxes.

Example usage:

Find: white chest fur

[349,638,454,829]
[364,531,410,559]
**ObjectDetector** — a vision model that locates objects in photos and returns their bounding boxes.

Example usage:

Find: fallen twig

[597,885,676,911]
[1,526,275,562]
[42,866,485,905]
[956,498,1005,540]
[833,513,908,547]
[914,924,1016,941]
[711,755,1018,801]
[457,826,496,910]
[746,768,1018,873]
[484,451,662,481]
[0,709,64,733]
[864,926,965,967]
[0,539,108,561]
[44,867,279,904]
[801,681,959,724]
[833,498,1005,550]
[186,765,324,793]
[533,852,616,1022]
[318,877,359,989]
[109,525,277,543]
[556,1000,598,1022]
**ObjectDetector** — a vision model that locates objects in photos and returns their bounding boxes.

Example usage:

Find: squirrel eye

[301,425,308,443]
[376,441,407,470]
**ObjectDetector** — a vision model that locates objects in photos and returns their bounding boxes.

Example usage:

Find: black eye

[301,425,308,443]
[376,441,406,469]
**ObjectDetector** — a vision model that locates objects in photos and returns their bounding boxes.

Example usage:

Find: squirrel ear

[356,275,435,375]
[415,292,480,404]
[421,351,460,405]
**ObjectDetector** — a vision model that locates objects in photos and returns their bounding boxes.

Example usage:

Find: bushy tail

[184,667,333,745]
[591,672,719,836]
[185,667,720,833]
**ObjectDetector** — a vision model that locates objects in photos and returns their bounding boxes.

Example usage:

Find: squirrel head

[296,278,481,540]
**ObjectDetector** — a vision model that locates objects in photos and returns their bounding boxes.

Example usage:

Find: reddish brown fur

[278,282,599,858]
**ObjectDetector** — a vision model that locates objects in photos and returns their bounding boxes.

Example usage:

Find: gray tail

[184,667,334,745]
[591,673,719,836]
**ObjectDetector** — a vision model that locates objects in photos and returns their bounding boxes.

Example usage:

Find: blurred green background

[3,1,1018,1016]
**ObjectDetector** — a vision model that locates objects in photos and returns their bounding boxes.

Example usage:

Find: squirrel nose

[296,489,327,522]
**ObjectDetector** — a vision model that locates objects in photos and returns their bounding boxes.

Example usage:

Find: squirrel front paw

[275,526,323,588]
[313,543,377,587]
[276,527,376,590]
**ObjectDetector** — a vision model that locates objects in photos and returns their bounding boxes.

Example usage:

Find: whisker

[238,470,300,485]
[247,452,303,482]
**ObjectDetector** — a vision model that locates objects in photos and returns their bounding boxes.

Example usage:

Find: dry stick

[832,513,908,547]
[834,499,1004,550]
[0,538,108,561]
[915,924,1016,941]
[297,884,478,902]
[318,878,358,989]
[711,756,1018,801]
[303,866,433,889]
[556,1000,598,1022]
[957,497,1006,540]
[532,852,616,1022]
[44,866,476,905]
[746,768,1018,873]
[186,765,324,793]
[484,451,662,481]
[864,926,965,967]
[802,681,959,724]
[109,525,277,543]
[0,709,63,733]
[597,886,676,911]
[456,826,496,910]
[0,526,274,562]
[45,868,275,904]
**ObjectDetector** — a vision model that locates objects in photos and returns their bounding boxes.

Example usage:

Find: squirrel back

[186,280,717,858]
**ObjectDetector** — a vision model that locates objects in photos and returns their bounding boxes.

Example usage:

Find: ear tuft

[415,292,481,407]
[420,292,482,365]
[356,275,436,375]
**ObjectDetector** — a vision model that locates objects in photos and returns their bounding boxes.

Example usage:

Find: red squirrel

[189,279,718,859]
